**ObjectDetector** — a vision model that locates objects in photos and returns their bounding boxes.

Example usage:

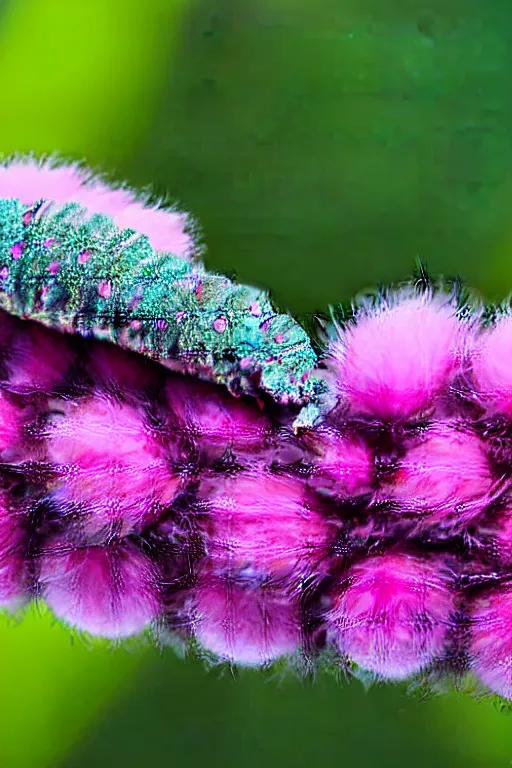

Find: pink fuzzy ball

[305,427,374,498]
[39,540,161,638]
[165,377,273,457]
[6,322,75,393]
[327,552,455,679]
[389,425,493,526]
[194,573,301,665]
[46,395,181,538]
[198,472,331,583]
[329,294,467,420]
[472,315,512,417]
[0,157,198,260]
[0,493,27,610]
[470,586,512,699]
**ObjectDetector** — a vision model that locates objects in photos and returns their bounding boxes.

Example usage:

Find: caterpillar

[2,157,512,706]
[0,157,319,406]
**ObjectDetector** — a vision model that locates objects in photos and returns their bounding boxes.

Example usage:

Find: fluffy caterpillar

[1,158,512,707]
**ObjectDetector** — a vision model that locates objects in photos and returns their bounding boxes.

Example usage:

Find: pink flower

[39,540,162,639]
[328,293,469,420]
[327,553,455,680]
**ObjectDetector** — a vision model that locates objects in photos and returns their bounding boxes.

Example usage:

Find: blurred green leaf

[0,605,147,768]
[0,0,189,164]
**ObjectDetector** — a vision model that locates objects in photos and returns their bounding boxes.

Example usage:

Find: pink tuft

[306,428,374,498]
[86,340,161,393]
[166,377,273,457]
[7,322,75,393]
[327,553,455,679]
[39,540,161,639]
[0,392,23,457]
[329,295,466,420]
[490,507,512,564]
[389,425,493,526]
[0,157,198,260]
[46,395,181,538]
[0,493,27,610]
[198,472,331,583]
[472,316,512,417]
[194,574,301,665]
[470,587,512,699]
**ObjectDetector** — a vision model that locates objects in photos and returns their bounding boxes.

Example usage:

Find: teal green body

[0,198,319,405]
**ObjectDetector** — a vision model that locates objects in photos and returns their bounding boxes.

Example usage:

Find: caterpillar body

[0,195,319,406]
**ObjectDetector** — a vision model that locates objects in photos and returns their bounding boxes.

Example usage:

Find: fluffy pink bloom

[327,553,455,679]
[472,315,512,417]
[329,294,467,420]
[86,340,161,394]
[6,321,75,393]
[39,540,161,639]
[0,492,27,610]
[194,573,301,665]
[0,157,199,260]
[198,472,331,583]
[46,395,181,538]
[166,377,274,457]
[0,392,23,458]
[489,507,512,564]
[388,425,493,527]
[305,428,374,498]
[470,586,512,699]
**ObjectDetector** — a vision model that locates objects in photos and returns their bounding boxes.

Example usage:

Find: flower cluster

[1,158,512,702]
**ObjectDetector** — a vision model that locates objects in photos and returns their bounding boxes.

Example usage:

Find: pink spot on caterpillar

[0,157,199,261]
[97,281,112,300]
[389,425,493,527]
[11,243,24,260]
[43,238,57,248]
[0,267,8,280]
[274,333,285,344]
[329,294,467,420]
[40,540,162,639]
[155,319,168,331]
[327,553,455,680]
[470,586,512,700]
[78,250,92,264]
[46,395,181,539]
[47,260,60,275]
[194,573,301,665]
[22,211,33,226]
[175,311,186,324]
[250,302,262,317]
[213,317,227,334]
[472,315,512,418]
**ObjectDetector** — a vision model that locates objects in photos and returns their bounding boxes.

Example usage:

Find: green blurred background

[1,0,512,765]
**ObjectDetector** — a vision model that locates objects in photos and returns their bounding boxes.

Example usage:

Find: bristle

[0,156,200,261]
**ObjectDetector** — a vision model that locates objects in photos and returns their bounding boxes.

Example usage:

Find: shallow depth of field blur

[1,1,512,766]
